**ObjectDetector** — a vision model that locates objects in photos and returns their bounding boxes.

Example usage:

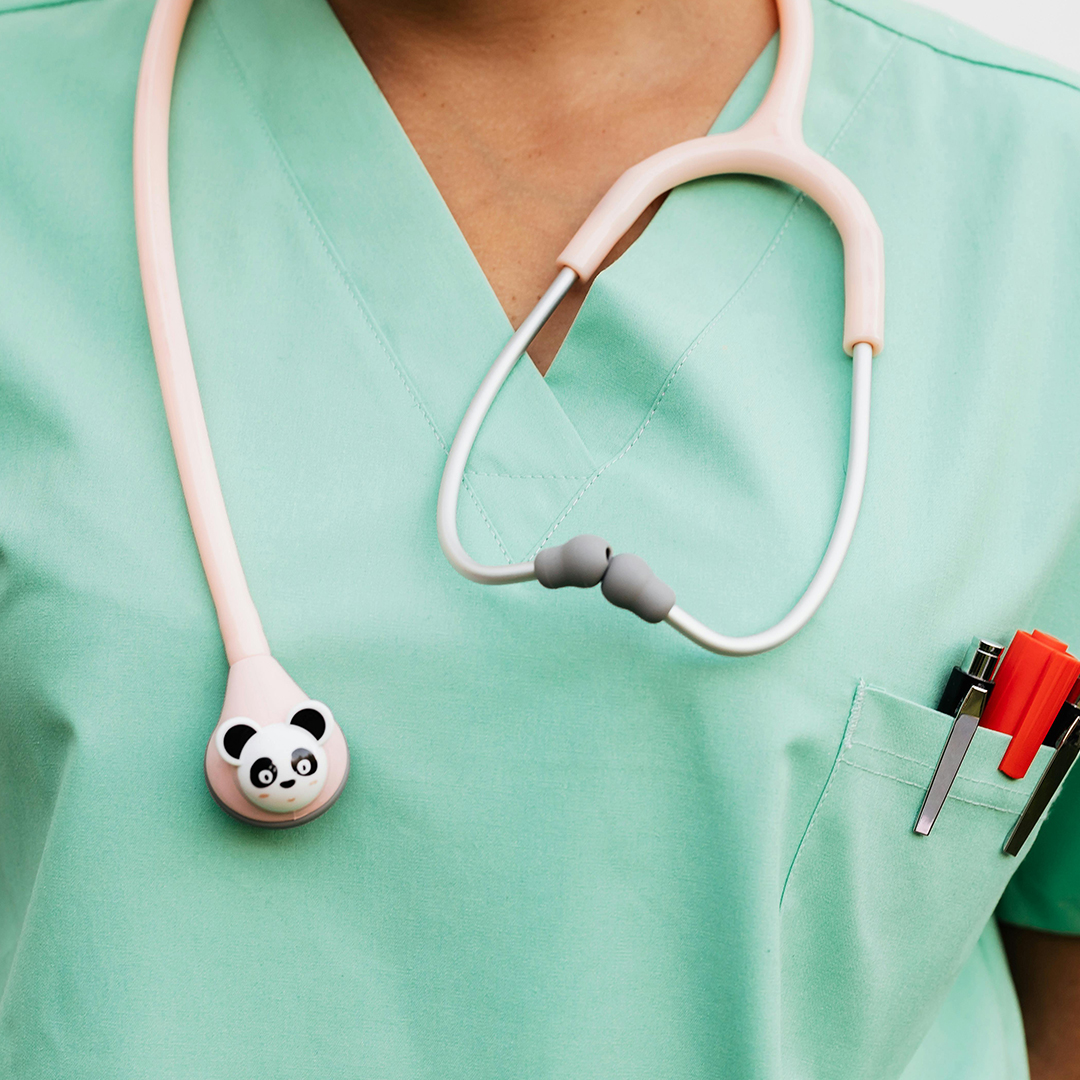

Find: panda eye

[291,748,317,777]
[250,758,277,788]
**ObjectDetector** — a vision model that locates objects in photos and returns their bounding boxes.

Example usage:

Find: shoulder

[0,0,150,59]
[0,0,94,16]
[0,0,150,267]
[0,0,150,213]
[812,0,1080,252]
[0,0,150,115]
[822,0,1080,107]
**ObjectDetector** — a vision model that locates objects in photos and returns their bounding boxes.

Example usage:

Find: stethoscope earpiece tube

[436,267,579,584]
[437,0,884,656]
[663,343,873,655]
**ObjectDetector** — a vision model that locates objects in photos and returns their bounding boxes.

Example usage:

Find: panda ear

[216,717,260,765]
[289,700,334,744]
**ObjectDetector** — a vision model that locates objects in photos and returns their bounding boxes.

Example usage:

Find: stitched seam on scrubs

[0,0,98,16]
[530,196,806,553]
[0,739,76,1015]
[531,38,902,556]
[825,0,1080,96]
[467,473,591,481]
[779,680,867,909]
[846,740,1026,797]
[205,9,515,565]
[780,682,1020,910]
[838,762,1017,813]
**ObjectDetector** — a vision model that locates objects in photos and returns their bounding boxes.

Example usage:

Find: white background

[911,0,1080,73]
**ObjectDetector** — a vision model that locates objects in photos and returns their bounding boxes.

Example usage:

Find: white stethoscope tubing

[664,343,872,655]
[436,278,873,655]
[436,267,579,584]
[437,0,883,657]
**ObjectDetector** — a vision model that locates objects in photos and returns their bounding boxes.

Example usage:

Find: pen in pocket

[980,630,1080,779]
[1044,678,1080,748]
[914,638,1003,836]
[1002,682,1080,851]
[1003,679,1080,856]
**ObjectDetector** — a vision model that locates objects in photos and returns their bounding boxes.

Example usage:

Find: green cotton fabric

[1,0,1080,1075]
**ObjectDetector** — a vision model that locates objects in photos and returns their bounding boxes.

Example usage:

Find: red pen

[980,630,1080,779]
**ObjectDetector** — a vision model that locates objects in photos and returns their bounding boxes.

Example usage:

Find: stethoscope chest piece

[204,655,350,828]
[134,0,350,828]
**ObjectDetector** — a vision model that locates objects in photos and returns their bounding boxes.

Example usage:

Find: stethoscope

[134,0,883,827]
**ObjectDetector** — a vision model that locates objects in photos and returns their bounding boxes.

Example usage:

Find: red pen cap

[980,630,1080,779]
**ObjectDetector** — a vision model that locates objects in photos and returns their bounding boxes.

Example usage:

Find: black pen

[914,638,1004,836]
[1004,680,1080,855]
[1042,678,1080,749]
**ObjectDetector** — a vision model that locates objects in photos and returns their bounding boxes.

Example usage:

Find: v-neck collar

[204,0,593,478]
[202,0,896,557]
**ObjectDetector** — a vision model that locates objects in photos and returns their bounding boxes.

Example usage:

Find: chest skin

[327,0,778,373]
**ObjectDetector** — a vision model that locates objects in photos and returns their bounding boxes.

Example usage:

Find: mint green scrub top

[2,0,1080,1075]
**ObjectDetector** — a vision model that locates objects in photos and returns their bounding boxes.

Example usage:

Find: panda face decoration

[215,702,334,813]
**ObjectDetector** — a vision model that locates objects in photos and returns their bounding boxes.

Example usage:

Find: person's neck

[329,0,778,373]
[332,0,773,75]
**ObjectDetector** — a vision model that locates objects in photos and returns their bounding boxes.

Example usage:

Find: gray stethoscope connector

[535,535,677,625]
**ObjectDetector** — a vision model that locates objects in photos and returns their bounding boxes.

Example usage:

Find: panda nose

[280,779,296,788]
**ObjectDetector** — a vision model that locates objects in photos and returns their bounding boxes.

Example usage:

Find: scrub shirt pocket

[780,682,1053,1080]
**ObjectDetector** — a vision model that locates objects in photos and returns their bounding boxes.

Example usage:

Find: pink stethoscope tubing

[437,0,883,656]
[134,0,258,666]
[134,0,350,827]
[135,0,884,710]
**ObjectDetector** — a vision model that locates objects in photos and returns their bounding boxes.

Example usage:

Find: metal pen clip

[914,639,1003,836]
[1004,680,1080,856]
